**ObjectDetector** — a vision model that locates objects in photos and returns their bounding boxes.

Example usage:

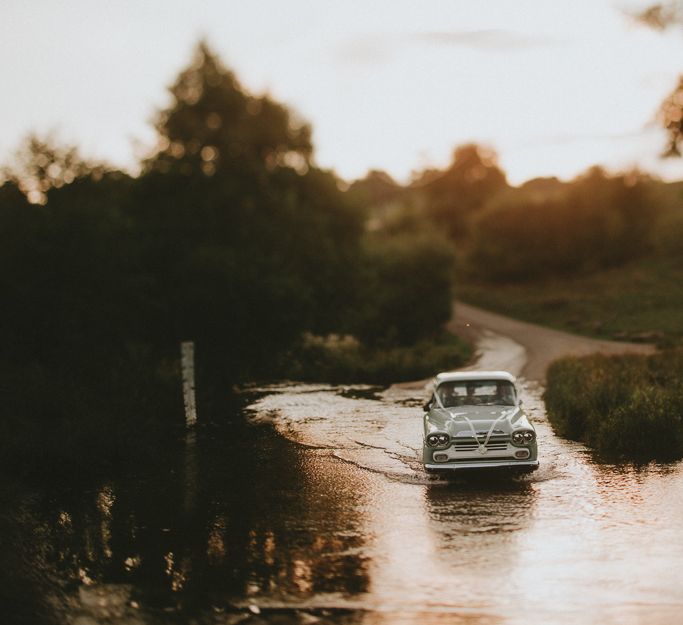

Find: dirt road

[449,301,656,382]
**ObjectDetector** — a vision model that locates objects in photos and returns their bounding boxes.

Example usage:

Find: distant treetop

[147,41,313,177]
[1,133,104,204]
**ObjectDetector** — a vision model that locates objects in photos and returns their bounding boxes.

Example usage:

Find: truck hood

[426,406,528,437]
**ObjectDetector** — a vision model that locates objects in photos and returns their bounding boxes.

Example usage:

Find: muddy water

[3,332,683,625]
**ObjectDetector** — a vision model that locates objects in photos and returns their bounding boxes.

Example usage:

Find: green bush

[352,232,455,347]
[544,349,683,460]
[0,44,466,478]
[282,331,471,385]
[468,168,655,281]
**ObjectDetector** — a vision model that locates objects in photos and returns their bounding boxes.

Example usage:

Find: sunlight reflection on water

[244,331,683,624]
[4,331,683,625]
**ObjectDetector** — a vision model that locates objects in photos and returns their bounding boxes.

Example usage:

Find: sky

[3,0,683,185]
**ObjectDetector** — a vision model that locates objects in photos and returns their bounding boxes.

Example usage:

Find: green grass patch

[283,331,472,385]
[458,253,683,346]
[457,185,683,345]
[544,349,683,461]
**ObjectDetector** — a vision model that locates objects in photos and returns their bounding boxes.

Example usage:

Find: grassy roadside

[0,331,471,481]
[458,202,683,461]
[282,331,472,385]
[457,182,683,346]
[458,254,682,346]
[544,349,683,461]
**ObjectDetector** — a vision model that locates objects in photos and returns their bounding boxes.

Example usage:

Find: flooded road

[2,305,681,624]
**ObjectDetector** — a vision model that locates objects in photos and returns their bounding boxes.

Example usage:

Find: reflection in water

[2,368,683,624]
[426,480,535,546]
[418,480,536,613]
[0,413,372,624]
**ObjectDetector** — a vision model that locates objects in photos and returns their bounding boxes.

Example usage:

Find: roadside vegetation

[456,178,683,346]
[355,151,682,347]
[0,43,469,478]
[4,40,683,477]
[355,146,683,462]
[544,350,683,460]
[285,331,469,385]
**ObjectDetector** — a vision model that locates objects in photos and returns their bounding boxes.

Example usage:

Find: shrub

[352,232,455,346]
[544,349,683,461]
[282,331,471,385]
[468,168,655,281]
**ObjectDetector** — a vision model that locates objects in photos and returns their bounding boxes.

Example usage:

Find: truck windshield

[437,380,516,407]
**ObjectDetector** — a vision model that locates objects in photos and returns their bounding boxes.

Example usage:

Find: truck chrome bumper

[425,460,539,471]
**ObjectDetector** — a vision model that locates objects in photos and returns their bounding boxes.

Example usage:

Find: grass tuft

[281,331,472,385]
[544,349,683,461]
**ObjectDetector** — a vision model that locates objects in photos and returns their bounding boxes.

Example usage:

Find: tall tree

[416,144,507,239]
[138,42,362,381]
[146,41,312,178]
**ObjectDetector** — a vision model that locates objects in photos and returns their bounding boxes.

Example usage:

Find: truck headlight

[427,433,450,447]
[512,430,535,445]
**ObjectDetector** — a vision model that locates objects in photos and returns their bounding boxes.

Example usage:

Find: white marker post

[180,341,197,428]
[181,341,198,513]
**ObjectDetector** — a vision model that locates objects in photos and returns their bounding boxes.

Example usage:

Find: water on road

[2,329,682,625]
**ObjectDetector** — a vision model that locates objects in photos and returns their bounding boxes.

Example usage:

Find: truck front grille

[453,436,509,452]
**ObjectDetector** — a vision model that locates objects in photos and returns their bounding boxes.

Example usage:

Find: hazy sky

[3,0,683,184]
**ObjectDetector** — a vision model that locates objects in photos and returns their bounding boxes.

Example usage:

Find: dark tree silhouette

[147,41,312,178]
[2,133,102,204]
[468,166,654,281]
[136,42,364,383]
[416,144,508,239]
[0,40,460,477]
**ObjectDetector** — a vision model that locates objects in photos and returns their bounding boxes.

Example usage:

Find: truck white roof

[433,370,516,385]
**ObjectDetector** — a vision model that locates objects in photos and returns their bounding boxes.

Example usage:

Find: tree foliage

[633,2,683,156]
[353,232,455,346]
[468,167,655,281]
[633,2,683,30]
[0,42,458,475]
[658,76,683,156]
[416,144,508,239]
[147,41,312,178]
[134,42,364,381]
[1,133,102,205]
